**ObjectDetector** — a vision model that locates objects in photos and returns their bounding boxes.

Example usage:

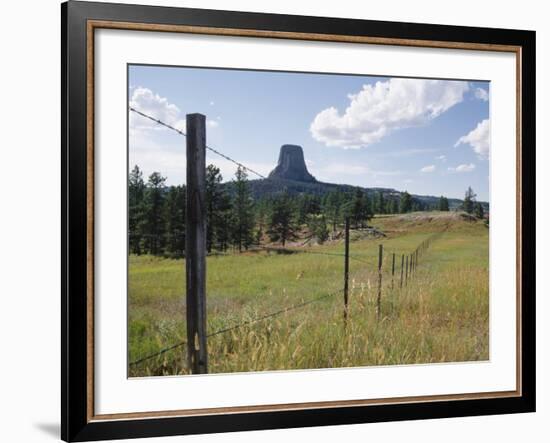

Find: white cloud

[448,163,476,173]
[310,78,469,149]
[129,87,186,132]
[435,154,446,162]
[474,87,489,102]
[129,87,220,136]
[129,87,224,185]
[420,165,436,173]
[454,119,490,158]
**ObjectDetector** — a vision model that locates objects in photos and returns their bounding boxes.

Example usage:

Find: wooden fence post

[377,244,383,319]
[400,254,404,288]
[343,217,350,323]
[391,252,395,290]
[405,255,409,284]
[186,113,208,374]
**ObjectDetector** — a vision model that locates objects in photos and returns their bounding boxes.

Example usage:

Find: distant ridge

[222,143,487,210]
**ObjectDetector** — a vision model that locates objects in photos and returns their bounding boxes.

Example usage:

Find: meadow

[128,211,489,377]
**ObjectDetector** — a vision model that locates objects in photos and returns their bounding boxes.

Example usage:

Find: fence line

[130,229,444,370]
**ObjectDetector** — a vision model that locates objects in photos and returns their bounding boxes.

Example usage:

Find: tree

[205,165,231,253]
[390,197,399,214]
[254,198,271,246]
[346,188,372,228]
[268,192,298,246]
[474,202,485,219]
[324,190,343,233]
[296,194,321,225]
[307,214,330,244]
[164,185,186,257]
[142,172,167,255]
[231,166,255,252]
[439,196,450,211]
[400,191,412,213]
[128,165,146,254]
[376,191,386,214]
[463,186,477,214]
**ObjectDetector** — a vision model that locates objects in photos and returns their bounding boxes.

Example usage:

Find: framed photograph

[62,1,535,441]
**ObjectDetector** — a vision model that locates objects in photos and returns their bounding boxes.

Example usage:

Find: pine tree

[128,165,145,255]
[254,199,270,246]
[377,191,386,214]
[307,214,329,244]
[474,202,485,219]
[346,188,372,228]
[164,185,186,257]
[142,172,167,255]
[391,197,399,214]
[297,194,321,224]
[231,166,255,252]
[400,191,412,213]
[463,186,477,214]
[268,193,298,246]
[205,165,231,253]
[324,190,343,233]
[439,196,450,211]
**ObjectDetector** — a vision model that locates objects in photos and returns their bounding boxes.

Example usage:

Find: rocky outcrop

[268,144,316,183]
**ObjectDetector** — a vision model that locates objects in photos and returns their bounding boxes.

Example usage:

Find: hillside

[219,144,486,209]
[222,177,472,210]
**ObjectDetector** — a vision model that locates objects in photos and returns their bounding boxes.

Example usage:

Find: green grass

[128,211,489,377]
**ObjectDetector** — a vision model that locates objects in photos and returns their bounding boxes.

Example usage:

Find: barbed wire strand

[130,107,267,179]
[253,245,376,266]
[129,231,446,368]
[129,287,343,367]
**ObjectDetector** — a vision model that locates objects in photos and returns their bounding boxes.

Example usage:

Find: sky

[129,64,490,201]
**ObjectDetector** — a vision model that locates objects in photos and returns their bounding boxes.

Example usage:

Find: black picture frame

[62,1,536,441]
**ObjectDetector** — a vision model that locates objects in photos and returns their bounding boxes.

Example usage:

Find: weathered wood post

[405,255,409,284]
[186,113,208,374]
[400,254,404,288]
[377,244,383,319]
[343,217,350,323]
[391,252,395,291]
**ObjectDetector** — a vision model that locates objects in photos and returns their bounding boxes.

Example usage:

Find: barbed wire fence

[128,228,444,371]
[128,107,446,374]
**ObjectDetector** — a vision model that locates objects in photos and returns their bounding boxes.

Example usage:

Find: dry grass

[128,212,488,377]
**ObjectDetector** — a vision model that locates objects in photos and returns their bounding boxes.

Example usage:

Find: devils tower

[268,144,316,183]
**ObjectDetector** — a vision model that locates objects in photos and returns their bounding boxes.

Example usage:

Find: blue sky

[129,65,490,201]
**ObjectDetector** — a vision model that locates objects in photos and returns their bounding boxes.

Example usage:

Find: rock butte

[268,144,317,183]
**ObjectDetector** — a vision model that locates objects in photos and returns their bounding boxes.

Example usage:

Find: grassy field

[128,211,489,377]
